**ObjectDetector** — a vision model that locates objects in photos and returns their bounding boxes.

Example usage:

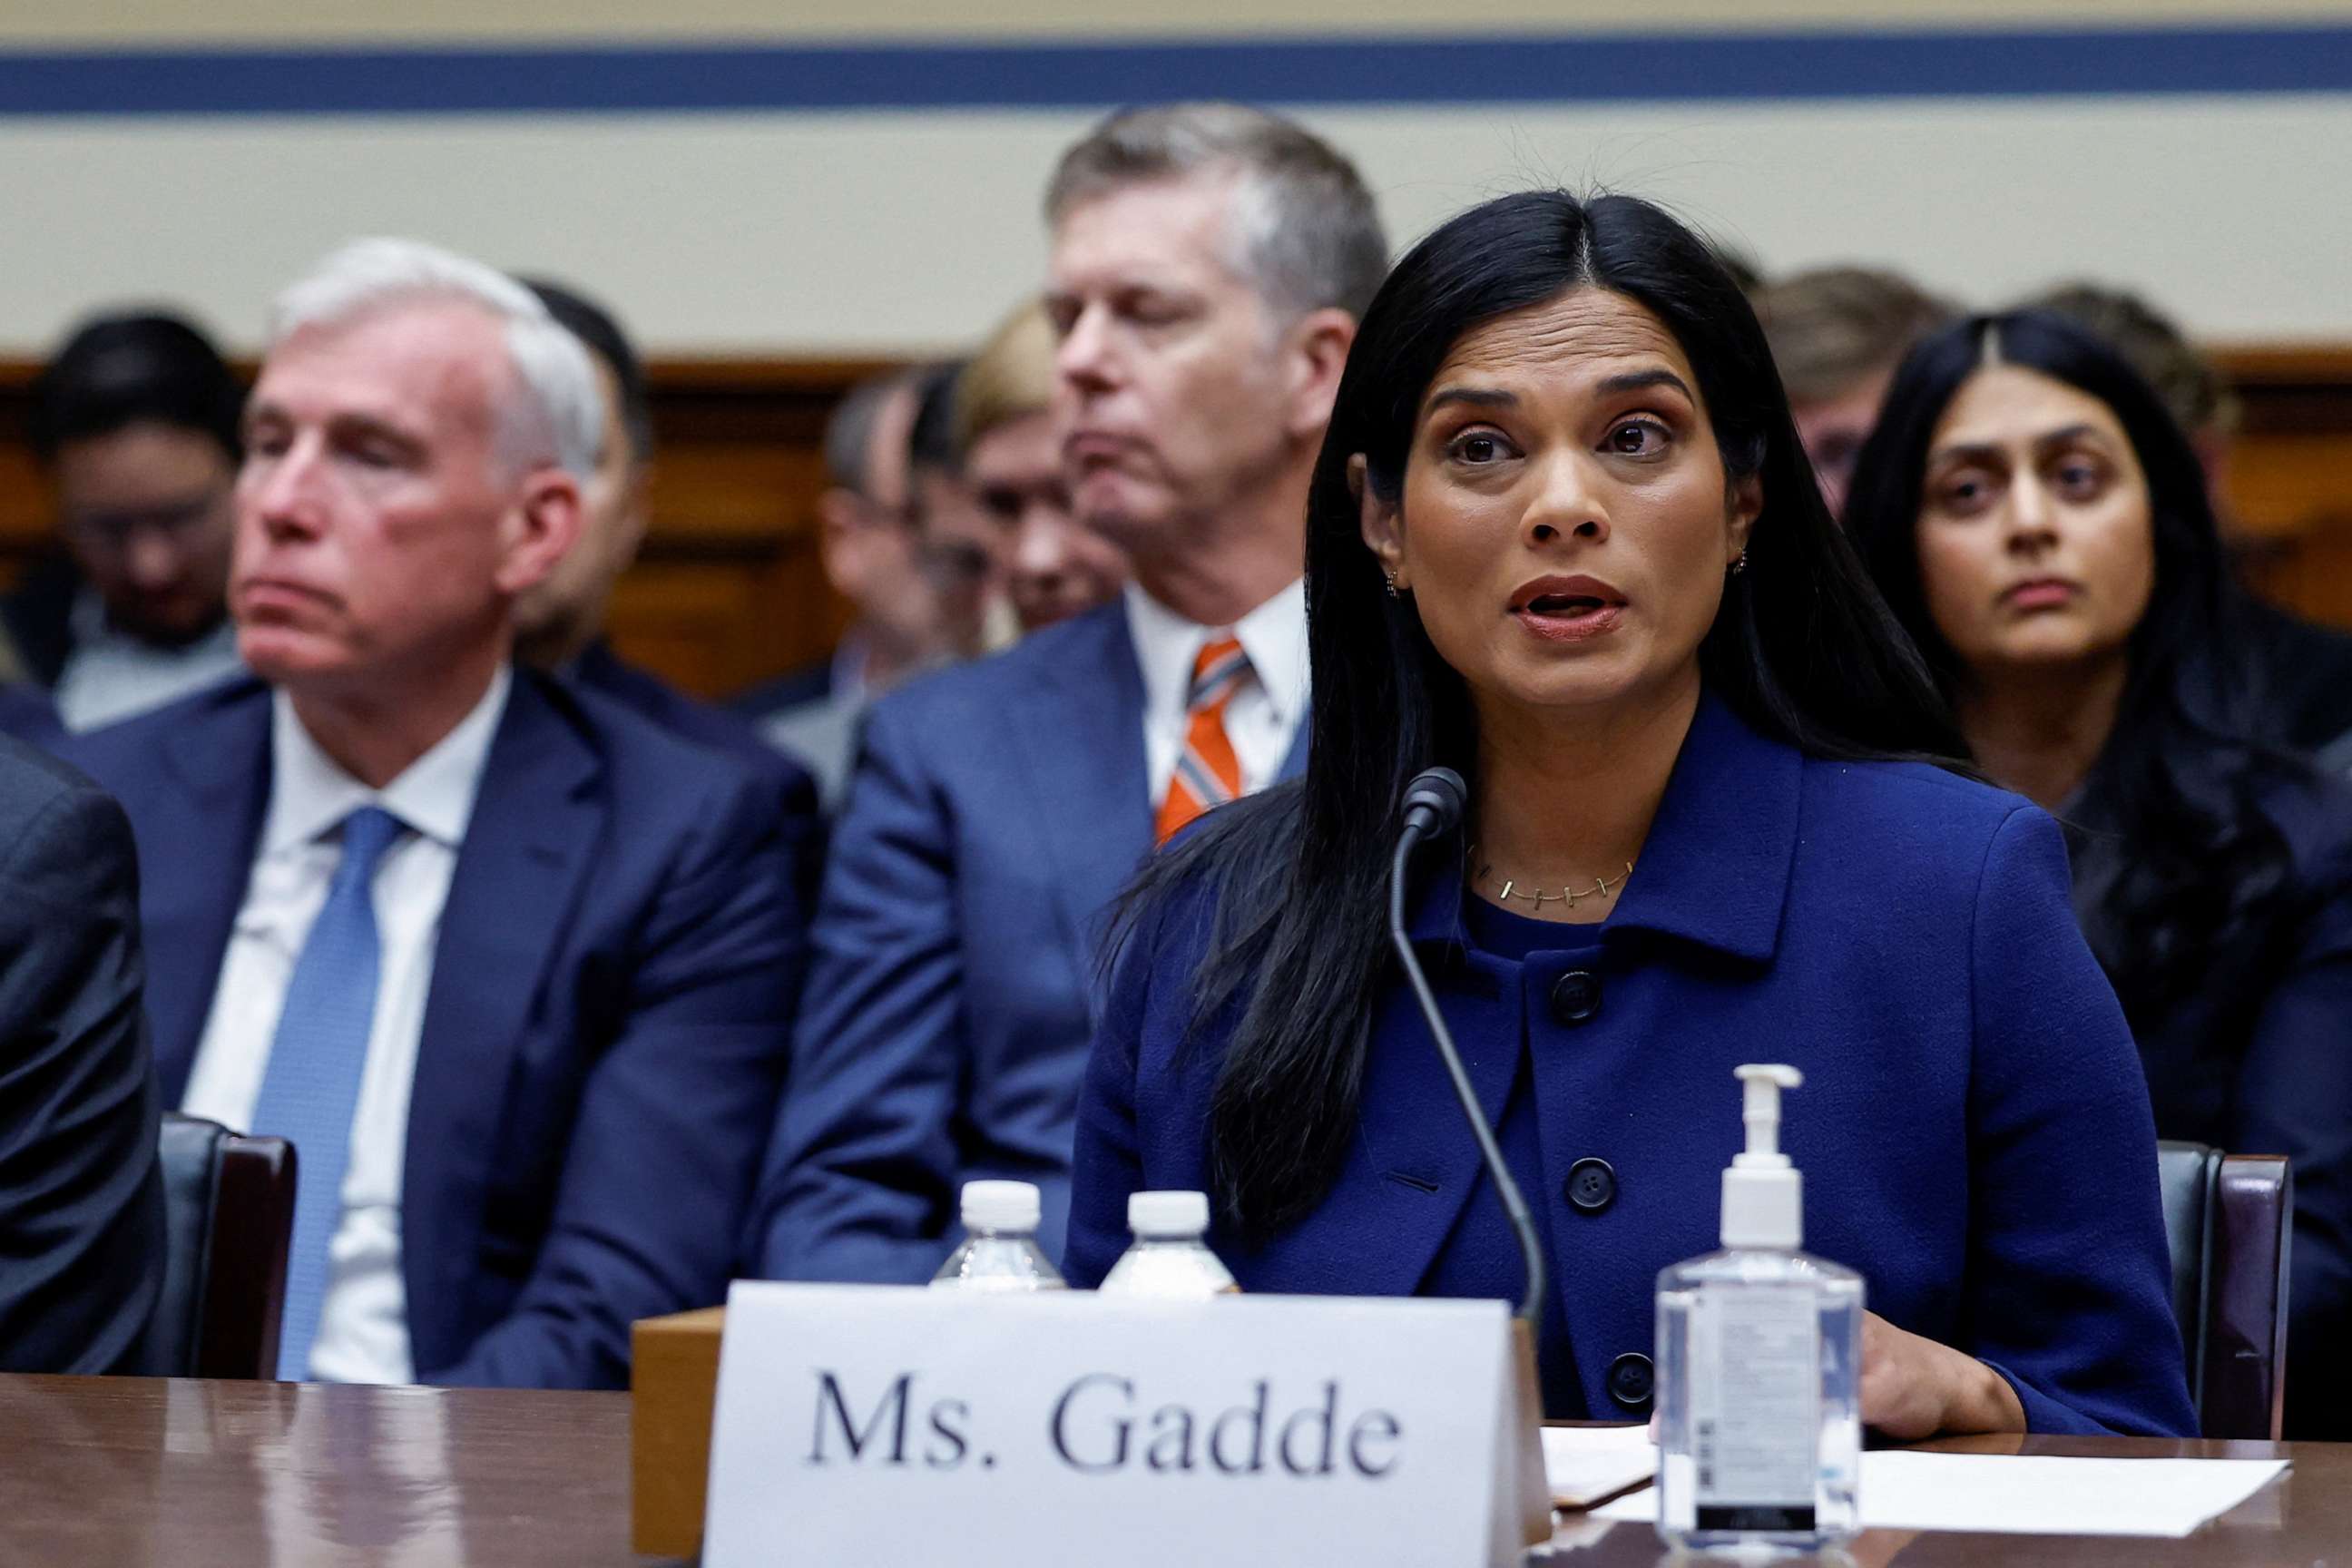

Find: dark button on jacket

[1565,1157,1617,1214]
[1608,1351,1655,1411]
[1548,969,1602,1026]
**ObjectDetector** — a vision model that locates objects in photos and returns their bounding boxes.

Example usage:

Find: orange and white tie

[1154,635,1251,845]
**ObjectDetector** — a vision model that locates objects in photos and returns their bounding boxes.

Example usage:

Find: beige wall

[3,96,2347,356]
[2,4,2347,353]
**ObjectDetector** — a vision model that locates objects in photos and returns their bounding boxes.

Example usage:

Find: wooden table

[0,1374,674,1566]
[0,1374,2341,1564]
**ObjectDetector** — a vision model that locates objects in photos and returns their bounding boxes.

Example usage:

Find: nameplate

[702,1281,1526,1567]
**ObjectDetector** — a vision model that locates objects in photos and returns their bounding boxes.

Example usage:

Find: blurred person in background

[1847,308,2352,1438]
[514,279,819,868]
[750,103,1383,1283]
[904,361,1020,655]
[954,299,1130,630]
[2031,279,2352,760]
[64,239,803,1390]
[9,312,247,731]
[1752,265,1954,517]
[738,369,947,806]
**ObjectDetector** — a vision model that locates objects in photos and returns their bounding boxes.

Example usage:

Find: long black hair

[1843,308,2305,1028]
[1119,190,1963,1243]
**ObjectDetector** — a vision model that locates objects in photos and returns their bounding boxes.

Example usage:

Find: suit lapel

[400,672,603,1359]
[1006,606,1153,1012]
[144,683,273,1104]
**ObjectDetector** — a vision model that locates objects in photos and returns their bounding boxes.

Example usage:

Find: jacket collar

[1402,688,1800,966]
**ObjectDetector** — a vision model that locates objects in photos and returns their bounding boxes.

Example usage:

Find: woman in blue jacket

[1063,190,2195,1440]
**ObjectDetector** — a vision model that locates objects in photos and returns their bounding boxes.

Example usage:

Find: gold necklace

[1467,846,1633,911]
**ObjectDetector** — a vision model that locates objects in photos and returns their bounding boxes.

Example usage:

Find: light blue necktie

[250,805,405,1381]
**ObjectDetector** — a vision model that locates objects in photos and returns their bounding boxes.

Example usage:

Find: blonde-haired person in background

[954,301,1130,631]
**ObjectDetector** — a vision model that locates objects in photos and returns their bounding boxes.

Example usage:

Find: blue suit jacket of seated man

[750,600,1305,1284]
[62,667,808,1389]
[1064,691,2200,1438]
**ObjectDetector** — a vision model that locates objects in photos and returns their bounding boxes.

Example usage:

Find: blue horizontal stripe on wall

[1,25,2348,117]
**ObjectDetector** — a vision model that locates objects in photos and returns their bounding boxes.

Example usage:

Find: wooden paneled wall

[0,349,2347,700]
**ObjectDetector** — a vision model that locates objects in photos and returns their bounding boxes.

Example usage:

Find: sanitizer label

[1691,1283,1818,1533]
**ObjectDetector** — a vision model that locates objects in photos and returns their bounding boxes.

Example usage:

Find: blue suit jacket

[1067,693,2198,1437]
[752,602,1304,1282]
[0,736,162,1375]
[0,681,63,748]
[62,670,805,1389]
[569,637,827,905]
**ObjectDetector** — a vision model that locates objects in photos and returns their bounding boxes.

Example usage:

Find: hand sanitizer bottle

[1656,1065,1862,1553]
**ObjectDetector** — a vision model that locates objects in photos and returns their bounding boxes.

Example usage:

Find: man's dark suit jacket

[0,683,64,748]
[750,603,1304,1283]
[570,638,825,900]
[62,668,806,1389]
[0,735,163,1375]
[0,552,86,689]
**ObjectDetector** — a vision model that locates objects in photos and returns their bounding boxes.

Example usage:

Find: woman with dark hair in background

[1845,308,2352,1438]
[1063,191,2193,1438]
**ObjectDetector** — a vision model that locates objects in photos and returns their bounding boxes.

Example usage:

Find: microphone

[1387,768,1548,1330]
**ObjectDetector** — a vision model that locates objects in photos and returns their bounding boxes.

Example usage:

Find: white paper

[1541,1425,1657,1508]
[1593,1450,2289,1537]
[702,1283,1521,1568]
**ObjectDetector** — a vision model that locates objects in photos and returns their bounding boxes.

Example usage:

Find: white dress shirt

[1123,578,1309,808]
[53,589,245,731]
[180,666,510,1385]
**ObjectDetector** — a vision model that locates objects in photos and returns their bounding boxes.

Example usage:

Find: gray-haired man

[753,103,1385,1283]
[66,238,805,1388]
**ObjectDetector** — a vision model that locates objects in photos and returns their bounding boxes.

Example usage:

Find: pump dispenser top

[1722,1063,1804,1250]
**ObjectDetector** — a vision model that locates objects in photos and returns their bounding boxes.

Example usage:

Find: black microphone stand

[1386,769,1548,1333]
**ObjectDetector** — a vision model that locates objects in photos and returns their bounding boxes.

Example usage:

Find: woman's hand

[1860,1311,2026,1441]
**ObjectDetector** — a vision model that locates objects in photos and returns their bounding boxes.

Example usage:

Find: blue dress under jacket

[1065,691,2198,1436]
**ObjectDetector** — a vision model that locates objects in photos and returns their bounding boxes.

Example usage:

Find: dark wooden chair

[2157,1141,2292,1439]
[147,1112,298,1379]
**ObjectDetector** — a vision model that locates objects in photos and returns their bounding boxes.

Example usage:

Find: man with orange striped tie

[752,103,1385,1284]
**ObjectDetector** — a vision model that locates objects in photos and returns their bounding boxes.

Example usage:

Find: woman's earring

[1729,548,1749,578]
[1382,569,1401,600]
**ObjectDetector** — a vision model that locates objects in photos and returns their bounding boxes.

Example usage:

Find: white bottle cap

[961,1180,1041,1233]
[1128,1190,1210,1239]
[1721,1064,1804,1250]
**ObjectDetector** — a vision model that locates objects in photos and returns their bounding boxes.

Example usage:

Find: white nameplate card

[702,1281,1527,1567]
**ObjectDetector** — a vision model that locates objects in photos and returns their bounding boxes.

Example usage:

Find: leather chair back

[2156,1140,2292,1440]
[148,1112,297,1379]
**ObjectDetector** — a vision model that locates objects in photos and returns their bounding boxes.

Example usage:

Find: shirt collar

[1404,688,1801,965]
[262,663,512,857]
[1122,576,1309,726]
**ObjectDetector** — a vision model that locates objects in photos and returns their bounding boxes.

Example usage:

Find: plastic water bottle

[1097,1191,1240,1299]
[930,1180,1066,1292]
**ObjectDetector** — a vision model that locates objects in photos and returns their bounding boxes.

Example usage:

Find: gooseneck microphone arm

[1386,768,1548,1331]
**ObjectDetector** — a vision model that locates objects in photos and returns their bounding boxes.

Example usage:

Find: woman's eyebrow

[2032,423,2112,458]
[1422,386,1517,416]
[1593,368,1694,399]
